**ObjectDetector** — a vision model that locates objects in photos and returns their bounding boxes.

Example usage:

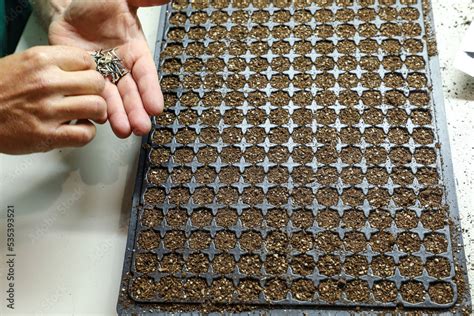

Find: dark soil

[371,255,395,277]
[241,208,263,228]
[344,232,367,253]
[186,253,208,274]
[161,253,183,274]
[401,281,425,304]
[342,210,365,230]
[319,279,342,302]
[429,282,454,304]
[291,254,315,276]
[373,280,397,302]
[344,255,369,277]
[425,233,449,254]
[215,231,237,251]
[426,256,451,278]
[346,280,369,302]
[213,254,235,274]
[215,208,238,228]
[399,255,423,277]
[317,210,340,229]
[137,230,160,250]
[238,255,262,275]
[141,208,163,228]
[264,254,288,275]
[240,231,263,252]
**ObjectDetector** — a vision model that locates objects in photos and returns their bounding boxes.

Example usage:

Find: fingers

[103,82,132,138]
[117,74,152,136]
[54,120,97,148]
[131,52,164,116]
[26,46,96,72]
[59,70,106,96]
[53,95,107,124]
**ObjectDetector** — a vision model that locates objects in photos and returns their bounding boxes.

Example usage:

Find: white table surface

[0,2,473,315]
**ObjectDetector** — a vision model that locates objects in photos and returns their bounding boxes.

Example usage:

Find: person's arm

[30,0,70,28]
[0,45,107,154]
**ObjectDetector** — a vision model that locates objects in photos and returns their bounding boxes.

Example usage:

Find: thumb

[128,0,170,7]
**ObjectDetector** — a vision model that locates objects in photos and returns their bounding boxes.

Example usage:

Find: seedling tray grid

[118,0,471,314]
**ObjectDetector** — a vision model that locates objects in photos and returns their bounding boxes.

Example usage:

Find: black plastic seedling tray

[117,0,471,314]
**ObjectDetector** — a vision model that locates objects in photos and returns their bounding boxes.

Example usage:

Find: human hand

[0,46,106,155]
[49,0,169,138]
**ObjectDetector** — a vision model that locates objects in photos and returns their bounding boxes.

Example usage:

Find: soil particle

[240,231,263,252]
[373,280,397,302]
[363,108,384,125]
[319,279,342,302]
[342,210,365,230]
[426,256,451,279]
[210,278,234,303]
[161,253,184,274]
[135,253,158,273]
[171,168,193,184]
[371,255,395,277]
[317,255,341,277]
[316,187,339,207]
[346,280,369,302]
[173,148,194,165]
[391,167,415,186]
[291,231,313,253]
[291,254,315,276]
[401,281,425,304]
[189,231,212,251]
[264,279,288,301]
[137,230,161,250]
[213,254,235,274]
[385,90,407,107]
[315,167,338,185]
[193,166,218,184]
[315,231,342,253]
[414,147,437,165]
[243,166,265,184]
[215,208,238,228]
[265,253,288,275]
[291,279,316,301]
[317,210,340,229]
[186,253,209,274]
[429,282,454,304]
[152,129,173,145]
[164,230,186,251]
[399,255,423,277]
[237,279,262,302]
[292,147,313,164]
[412,128,435,145]
[368,210,392,230]
[370,231,395,253]
[344,232,367,253]
[216,186,239,205]
[344,255,369,277]
[215,231,237,251]
[390,146,412,165]
[141,208,163,228]
[245,128,266,145]
[341,187,364,206]
[366,167,389,186]
[340,146,362,164]
[166,208,188,228]
[218,167,239,185]
[266,231,289,254]
[395,210,418,229]
[360,56,380,71]
[242,187,265,205]
[425,233,448,254]
[397,232,421,253]
[192,187,213,205]
[238,254,262,275]
[196,147,218,165]
[265,209,288,228]
[241,208,263,228]
[267,187,290,206]
[291,210,314,229]
[131,277,157,300]
[339,108,361,126]
[420,209,446,230]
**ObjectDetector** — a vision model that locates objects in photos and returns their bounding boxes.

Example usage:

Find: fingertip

[110,115,133,139]
[131,117,152,136]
